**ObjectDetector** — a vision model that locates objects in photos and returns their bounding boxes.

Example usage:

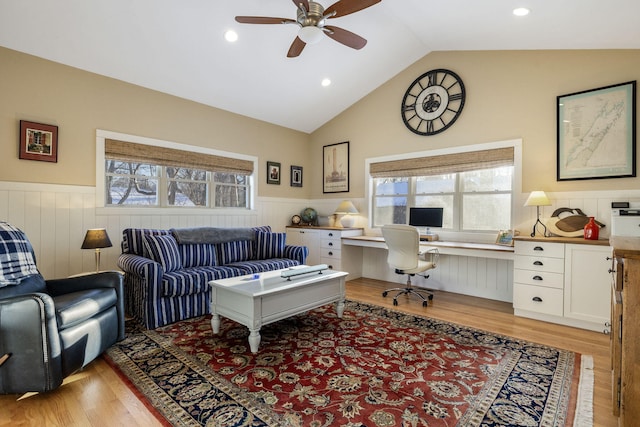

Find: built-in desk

[342,235,514,260]
[342,235,515,302]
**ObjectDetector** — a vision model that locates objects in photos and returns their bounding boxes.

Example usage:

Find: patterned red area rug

[105,301,592,427]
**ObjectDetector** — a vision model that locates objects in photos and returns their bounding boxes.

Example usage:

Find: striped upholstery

[217,240,253,265]
[118,226,309,329]
[180,243,217,268]
[143,234,182,273]
[255,231,286,260]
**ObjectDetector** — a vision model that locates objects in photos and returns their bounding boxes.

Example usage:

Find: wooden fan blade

[325,0,381,18]
[235,16,296,25]
[287,37,306,58]
[292,0,309,12]
[324,25,367,50]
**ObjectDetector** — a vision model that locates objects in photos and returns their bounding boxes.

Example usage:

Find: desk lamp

[334,200,359,228]
[524,191,551,237]
[81,228,113,272]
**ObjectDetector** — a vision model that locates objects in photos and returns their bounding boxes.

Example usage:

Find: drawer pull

[328,242,334,247]
[533,261,543,266]
[328,251,333,256]
[532,296,543,302]
[533,275,543,281]
[533,246,544,251]
[328,232,334,237]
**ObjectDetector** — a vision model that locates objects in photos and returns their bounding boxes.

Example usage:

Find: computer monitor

[409,207,443,235]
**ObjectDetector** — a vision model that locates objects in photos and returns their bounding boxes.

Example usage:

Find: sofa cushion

[161,265,248,297]
[143,234,182,272]
[217,240,253,265]
[180,243,218,268]
[53,288,117,330]
[0,222,41,287]
[255,231,286,260]
[228,259,300,274]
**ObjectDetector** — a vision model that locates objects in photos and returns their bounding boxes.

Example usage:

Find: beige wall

[0,47,311,198]
[2,47,640,202]
[311,50,640,198]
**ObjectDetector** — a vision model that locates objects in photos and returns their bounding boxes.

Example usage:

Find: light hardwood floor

[0,278,618,427]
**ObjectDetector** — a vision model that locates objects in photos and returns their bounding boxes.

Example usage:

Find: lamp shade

[81,228,113,249]
[524,191,551,207]
[334,200,359,214]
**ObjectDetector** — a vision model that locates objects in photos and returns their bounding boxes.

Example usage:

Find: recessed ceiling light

[224,30,238,42]
[513,7,530,16]
[321,78,331,87]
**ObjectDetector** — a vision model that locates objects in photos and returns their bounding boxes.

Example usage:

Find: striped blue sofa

[117,226,308,329]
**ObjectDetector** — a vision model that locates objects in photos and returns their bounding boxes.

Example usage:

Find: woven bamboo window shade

[105,139,254,174]
[370,147,514,178]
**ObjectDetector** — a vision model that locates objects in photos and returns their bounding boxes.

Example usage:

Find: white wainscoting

[2,180,638,303]
[362,247,514,302]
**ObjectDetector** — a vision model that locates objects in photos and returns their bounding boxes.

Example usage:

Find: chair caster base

[382,291,388,297]
[422,301,428,307]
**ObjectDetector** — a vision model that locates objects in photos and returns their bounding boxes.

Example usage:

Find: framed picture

[290,165,303,187]
[557,81,636,181]
[323,141,349,193]
[267,161,280,185]
[495,230,514,246]
[19,120,59,163]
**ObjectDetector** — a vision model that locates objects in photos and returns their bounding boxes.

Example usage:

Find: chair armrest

[0,293,64,393]
[419,248,439,265]
[284,245,309,264]
[45,271,125,341]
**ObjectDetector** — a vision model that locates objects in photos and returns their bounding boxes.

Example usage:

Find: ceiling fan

[235,0,381,58]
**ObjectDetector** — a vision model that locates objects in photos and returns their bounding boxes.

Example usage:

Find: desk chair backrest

[381,224,421,271]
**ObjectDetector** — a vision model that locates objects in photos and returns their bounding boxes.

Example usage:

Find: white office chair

[381,224,439,307]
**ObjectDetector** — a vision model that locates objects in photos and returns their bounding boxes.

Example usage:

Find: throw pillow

[255,231,286,260]
[143,234,182,272]
[0,222,40,287]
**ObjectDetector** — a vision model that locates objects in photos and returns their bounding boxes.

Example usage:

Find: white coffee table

[208,266,348,353]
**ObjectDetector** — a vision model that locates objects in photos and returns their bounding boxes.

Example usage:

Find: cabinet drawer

[514,269,564,288]
[515,241,564,258]
[514,255,564,273]
[320,247,341,259]
[321,257,340,271]
[513,283,563,316]
[321,238,340,250]
[320,230,341,239]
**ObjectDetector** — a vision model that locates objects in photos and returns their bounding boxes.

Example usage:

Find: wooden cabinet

[513,237,611,332]
[286,226,363,279]
[610,248,640,425]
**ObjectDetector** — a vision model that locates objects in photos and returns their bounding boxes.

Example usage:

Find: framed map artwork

[557,81,636,181]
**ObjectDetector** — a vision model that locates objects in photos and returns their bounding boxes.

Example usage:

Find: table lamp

[524,191,551,237]
[82,228,113,272]
[334,200,359,228]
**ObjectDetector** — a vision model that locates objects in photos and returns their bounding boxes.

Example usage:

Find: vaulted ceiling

[1,0,639,133]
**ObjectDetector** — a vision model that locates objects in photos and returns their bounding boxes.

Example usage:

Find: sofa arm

[284,245,309,264]
[0,293,64,393]
[117,253,164,329]
[46,271,125,341]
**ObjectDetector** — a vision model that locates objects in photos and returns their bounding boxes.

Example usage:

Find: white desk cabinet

[286,226,363,279]
[513,237,611,332]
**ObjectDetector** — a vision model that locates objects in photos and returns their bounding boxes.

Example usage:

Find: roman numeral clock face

[401,69,466,136]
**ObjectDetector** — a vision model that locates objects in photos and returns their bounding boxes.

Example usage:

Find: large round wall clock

[401,68,466,136]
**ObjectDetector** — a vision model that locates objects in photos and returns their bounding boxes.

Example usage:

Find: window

[370,145,515,232]
[101,136,254,209]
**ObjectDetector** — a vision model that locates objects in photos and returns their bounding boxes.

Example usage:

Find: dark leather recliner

[0,225,125,394]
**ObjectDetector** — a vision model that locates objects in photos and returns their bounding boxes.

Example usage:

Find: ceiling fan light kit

[235,0,381,57]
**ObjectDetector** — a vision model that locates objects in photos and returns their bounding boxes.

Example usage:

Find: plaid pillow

[0,222,40,287]
[143,234,182,272]
[255,231,286,260]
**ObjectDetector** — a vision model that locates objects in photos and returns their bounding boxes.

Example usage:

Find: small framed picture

[495,230,515,246]
[267,161,280,185]
[19,120,58,163]
[291,165,303,187]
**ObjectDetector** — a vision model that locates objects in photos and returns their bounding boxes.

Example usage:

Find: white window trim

[96,129,257,213]
[365,138,523,242]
